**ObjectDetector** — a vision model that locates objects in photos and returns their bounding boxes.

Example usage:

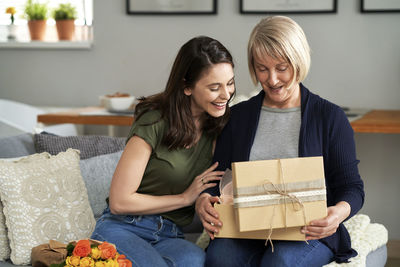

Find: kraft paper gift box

[214,169,305,241]
[232,157,327,232]
[214,203,306,240]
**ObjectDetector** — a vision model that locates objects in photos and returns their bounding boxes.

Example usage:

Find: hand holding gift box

[214,169,306,240]
[214,156,327,241]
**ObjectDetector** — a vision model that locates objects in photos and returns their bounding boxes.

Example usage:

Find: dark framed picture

[126,0,217,15]
[240,0,337,14]
[361,0,400,13]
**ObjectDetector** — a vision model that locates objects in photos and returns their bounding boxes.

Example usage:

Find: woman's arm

[303,107,364,239]
[109,136,221,215]
[196,118,234,238]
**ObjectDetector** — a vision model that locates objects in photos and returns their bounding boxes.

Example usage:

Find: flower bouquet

[50,239,132,267]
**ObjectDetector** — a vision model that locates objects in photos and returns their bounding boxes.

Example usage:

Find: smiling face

[184,63,235,119]
[253,52,300,109]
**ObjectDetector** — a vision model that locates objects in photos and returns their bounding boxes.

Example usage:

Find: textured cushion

[0,155,47,261]
[0,149,96,265]
[80,151,123,219]
[0,133,35,158]
[34,134,125,159]
[324,214,387,267]
[0,201,9,261]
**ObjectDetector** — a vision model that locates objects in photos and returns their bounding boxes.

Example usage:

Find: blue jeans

[205,238,334,267]
[91,208,205,267]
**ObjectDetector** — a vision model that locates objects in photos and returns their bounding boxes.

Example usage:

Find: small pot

[55,19,75,41]
[28,20,47,41]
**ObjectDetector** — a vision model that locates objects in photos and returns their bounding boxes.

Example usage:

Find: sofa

[0,133,388,267]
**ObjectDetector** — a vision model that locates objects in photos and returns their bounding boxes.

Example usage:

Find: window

[1,0,93,44]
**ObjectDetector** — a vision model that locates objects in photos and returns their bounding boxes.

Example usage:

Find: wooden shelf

[350,110,400,134]
[37,108,400,134]
[37,107,133,126]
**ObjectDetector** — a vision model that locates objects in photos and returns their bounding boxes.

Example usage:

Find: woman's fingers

[199,171,224,184]
[303,226,336,240]
[203,161,219,173]
[196,195,222,239]
[302,210,340,239]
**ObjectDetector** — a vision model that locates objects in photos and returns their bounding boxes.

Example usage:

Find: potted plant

[52,3,77,41]
[24,0,48,41]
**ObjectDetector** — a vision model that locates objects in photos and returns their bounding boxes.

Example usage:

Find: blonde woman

[196,16,364,266]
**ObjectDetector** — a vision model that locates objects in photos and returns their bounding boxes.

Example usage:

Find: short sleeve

[126,110,165,150]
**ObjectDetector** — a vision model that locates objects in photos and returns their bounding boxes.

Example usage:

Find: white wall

[1,0,400,108]
[0,0,399,239]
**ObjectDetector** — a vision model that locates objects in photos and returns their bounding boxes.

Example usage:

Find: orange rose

[72,239,91,258]
[98,242,117,260]
[117,255,132,267]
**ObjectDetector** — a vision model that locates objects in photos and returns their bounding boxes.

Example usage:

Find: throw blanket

[195,214,388,267]
[324,214,388,266]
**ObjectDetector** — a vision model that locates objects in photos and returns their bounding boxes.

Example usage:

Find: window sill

[0,40,93,50]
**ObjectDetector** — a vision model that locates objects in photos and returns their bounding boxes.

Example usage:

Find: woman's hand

[181,162,224,206]
[195,193,222,239]
[302,201,351,240]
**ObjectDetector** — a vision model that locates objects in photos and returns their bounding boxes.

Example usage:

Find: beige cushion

[0,154,48,261]
[0,149,96,265]
[0,201,9,261]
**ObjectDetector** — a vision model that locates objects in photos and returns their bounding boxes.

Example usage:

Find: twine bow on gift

[263,159,308,251]
[233,159,326,252]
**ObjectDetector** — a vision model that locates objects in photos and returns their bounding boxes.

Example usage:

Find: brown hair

[134,36,235,150]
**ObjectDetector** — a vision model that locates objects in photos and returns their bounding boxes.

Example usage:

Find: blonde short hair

[248,16,311,87]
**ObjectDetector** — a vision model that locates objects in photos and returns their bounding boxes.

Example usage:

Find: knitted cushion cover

[324,214,388,267]
[0,149,95,265]
[0,154,48,261]
[34,134,125,159]
[0,200,10,261]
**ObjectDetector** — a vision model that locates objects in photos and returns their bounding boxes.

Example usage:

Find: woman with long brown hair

[91,36,235,267]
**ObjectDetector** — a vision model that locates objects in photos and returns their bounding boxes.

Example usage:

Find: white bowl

[100,95,136,111]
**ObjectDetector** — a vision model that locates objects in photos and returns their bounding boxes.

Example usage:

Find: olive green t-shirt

[126,110,214,226]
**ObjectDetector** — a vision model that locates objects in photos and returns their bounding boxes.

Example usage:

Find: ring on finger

[201,177,205,185]
[210,222,215,226]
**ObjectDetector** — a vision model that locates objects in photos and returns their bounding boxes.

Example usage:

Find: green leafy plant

[52,3,77,20]
[24,0,48,20]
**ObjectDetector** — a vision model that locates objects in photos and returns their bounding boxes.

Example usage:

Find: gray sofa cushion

[0,133,35,158]
[34,134,126,159]
[366,245,387,267]
[80,151,123,219]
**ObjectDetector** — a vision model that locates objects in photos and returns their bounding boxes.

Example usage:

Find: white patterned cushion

[0,154,48,261]
[0,201,10,261]
[0,149,96,265]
